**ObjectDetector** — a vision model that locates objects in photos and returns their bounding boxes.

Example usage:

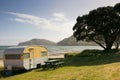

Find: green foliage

[65,49,120,67]
[65,49,119,58]
[78,49,120,57]
[73,3,120,51]
[77,49,103,57]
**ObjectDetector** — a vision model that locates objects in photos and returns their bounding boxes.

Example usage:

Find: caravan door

[29,48,34,69]
[23,53,30,70]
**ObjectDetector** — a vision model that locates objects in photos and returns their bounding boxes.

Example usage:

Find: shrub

[64,53,78,58]
[76,49,103,57]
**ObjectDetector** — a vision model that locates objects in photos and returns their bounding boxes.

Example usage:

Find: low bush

[64,52,78,58]
[65,49,120,58]
[77,49,102,57]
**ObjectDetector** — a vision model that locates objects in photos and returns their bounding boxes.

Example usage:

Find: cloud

[8,12,75,35]
[8,12,40,20]
[52,12,68,22]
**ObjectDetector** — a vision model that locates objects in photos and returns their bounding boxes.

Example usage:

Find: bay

[0,46,103,58]
[45,46,103,54]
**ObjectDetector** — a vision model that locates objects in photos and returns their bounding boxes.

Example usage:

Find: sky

[0,0,120,45]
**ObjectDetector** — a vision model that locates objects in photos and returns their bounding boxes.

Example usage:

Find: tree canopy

[73,3,120,51]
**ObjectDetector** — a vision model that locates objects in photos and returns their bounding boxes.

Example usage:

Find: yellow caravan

[4,45,48,70]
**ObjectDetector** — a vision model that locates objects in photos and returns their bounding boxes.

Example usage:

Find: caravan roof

[4,46,48,55]
[4,46,26,54]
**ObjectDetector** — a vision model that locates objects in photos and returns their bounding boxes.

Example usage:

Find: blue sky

[0,0,120,45]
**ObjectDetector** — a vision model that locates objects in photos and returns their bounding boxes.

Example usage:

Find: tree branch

[91,39,106,49]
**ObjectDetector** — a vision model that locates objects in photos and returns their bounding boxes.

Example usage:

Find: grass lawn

[1,49,120,80]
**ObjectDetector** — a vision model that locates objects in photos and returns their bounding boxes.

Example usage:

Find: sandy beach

[48,53,65,59]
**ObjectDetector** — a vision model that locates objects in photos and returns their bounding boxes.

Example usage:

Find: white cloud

[15,18,30,23]
[8,12,75,36]
[52,12,68,22]
[8,12,40,20]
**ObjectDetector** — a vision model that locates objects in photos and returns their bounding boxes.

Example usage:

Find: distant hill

[18,36,97,46]
[18,39,56,46]
[57,36,97,46]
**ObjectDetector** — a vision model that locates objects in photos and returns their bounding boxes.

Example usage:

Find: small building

[4,45,48,70]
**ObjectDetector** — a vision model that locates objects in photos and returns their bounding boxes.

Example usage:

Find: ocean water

[45,46,103,54]
[0,46,103,58]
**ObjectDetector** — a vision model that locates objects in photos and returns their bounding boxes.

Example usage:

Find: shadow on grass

[64,49,120,67]
[36,68,56,72]
[0,69,30,78]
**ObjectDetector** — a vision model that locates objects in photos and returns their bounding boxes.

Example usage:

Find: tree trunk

[105,45,112,51]
[114,42,119,49]
[105,40,114,51]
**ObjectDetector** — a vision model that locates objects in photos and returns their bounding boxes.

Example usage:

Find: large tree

[73,3,120,51]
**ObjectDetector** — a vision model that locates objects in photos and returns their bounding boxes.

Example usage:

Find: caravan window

[5,54,21,59]
[23,53,30,58]
[41,51,47,57]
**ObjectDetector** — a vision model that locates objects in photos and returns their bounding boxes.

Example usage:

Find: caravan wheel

[37,64,41,68]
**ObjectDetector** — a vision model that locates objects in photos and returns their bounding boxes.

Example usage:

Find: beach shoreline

[48,53,65,59]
